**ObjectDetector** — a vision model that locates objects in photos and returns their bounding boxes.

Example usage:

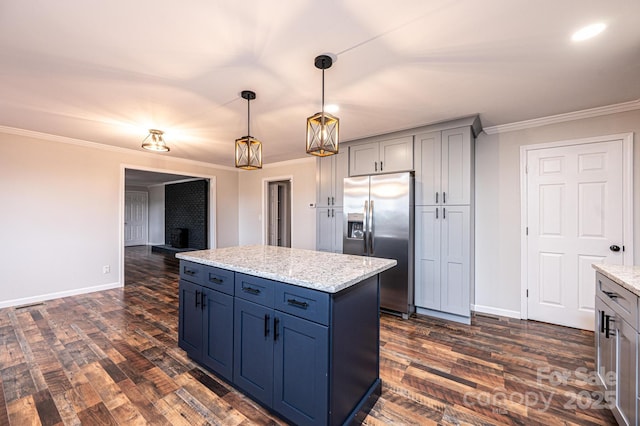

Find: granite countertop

[592,264,640,297]
[176,245,397,294]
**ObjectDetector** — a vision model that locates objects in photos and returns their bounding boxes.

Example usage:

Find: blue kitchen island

[176,245,396,426]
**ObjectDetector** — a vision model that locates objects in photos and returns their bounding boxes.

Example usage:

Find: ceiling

[1,1,639,168]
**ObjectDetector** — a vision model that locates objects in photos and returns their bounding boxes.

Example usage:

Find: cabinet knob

[609,245,621,252]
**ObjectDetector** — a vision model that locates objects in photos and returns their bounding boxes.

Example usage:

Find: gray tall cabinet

[414,127,475,323]
[315,115,480,323]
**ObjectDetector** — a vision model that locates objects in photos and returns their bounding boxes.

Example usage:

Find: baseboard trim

[472,304,521,319]
[0,282,123,309]
[415,307,471,325]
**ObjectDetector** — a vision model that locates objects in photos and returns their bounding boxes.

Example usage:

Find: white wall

[475,109,640,316]
[0,130,239,307]
[238,158,317,250]
[148,185,165,245]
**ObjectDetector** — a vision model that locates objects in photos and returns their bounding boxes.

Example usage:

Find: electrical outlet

[103,265,111,274]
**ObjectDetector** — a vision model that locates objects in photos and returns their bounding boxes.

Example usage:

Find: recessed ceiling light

[571,23,606,42]
[325,104,339,114]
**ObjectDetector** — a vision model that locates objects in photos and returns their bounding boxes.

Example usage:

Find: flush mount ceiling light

[235,90,263,170]
[572,22,606,42]
[306,54,339,157]
[142,129,170,152]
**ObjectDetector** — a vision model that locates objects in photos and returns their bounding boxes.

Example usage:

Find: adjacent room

[1,1,638,425]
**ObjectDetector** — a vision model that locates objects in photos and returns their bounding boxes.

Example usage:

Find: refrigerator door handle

[363,200,369,253]
[369,200,374,255]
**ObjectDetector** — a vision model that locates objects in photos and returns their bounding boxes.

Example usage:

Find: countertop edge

[592,264,640,297]
[176,251,397,294]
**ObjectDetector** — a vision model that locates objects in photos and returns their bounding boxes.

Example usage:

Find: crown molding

[483,99,640,135]
[0,125,238,172]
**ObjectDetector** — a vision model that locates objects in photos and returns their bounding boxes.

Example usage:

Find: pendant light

[306,54,339,156]
[142,129,170,152]
[235,90,263,170]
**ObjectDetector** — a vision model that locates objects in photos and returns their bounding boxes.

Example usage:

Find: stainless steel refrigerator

[343,172,414,318]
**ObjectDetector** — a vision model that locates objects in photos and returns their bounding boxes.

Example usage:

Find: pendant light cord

[247,96,251,137]
[321,59,326,127]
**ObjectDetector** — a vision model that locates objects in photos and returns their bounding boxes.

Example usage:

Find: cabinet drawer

[180,261,205,284]
[275,283,330,326]
[202,266,235,295]
[597,272,638,328]
[235,273,275,308]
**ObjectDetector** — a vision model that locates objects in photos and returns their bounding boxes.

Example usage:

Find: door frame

[519,132,634,320]
[262,175,293,245]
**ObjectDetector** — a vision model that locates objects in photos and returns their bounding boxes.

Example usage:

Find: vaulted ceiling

[1,1,638,167]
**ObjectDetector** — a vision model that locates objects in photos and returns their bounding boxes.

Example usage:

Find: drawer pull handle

[287,299,309,309]
[209,276,224,284]
[195,290,200,308]
[242,286,261,295]
[184,269,196,276]
[603,291,618,299]
[600,310,605,333]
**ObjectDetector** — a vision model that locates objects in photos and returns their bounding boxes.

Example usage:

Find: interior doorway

[266,180,291,247]
[121,166,218,286]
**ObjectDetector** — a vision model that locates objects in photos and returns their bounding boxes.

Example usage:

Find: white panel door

[414,206,441,310]
[124,191,148,246]
[526,140,624,330]
[440,205,470,316]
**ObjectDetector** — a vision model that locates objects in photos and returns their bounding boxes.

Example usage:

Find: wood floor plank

[0,376,10,425]
[0,246,618,425]
[6,395,41,426]
[32,389,63,426]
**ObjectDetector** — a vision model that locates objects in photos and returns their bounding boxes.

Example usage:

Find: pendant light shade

[306,55,339,157]
[235,90,262,170]
[142,129,170,152]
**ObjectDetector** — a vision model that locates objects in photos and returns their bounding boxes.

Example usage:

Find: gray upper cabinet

[415,127,472,206]
[317,150,348,207]
[349,136,413,176]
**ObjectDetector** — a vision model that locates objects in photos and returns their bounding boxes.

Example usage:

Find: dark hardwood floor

[0,246,616,425]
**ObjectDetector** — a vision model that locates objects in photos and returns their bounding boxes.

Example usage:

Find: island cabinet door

[178,279,204,362]
[201,288,234,382]
[233,298,274,407]
[273,312,329,426]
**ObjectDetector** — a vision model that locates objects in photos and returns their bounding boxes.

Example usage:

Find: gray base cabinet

[179,261,381,426]
[595,272,638,426]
